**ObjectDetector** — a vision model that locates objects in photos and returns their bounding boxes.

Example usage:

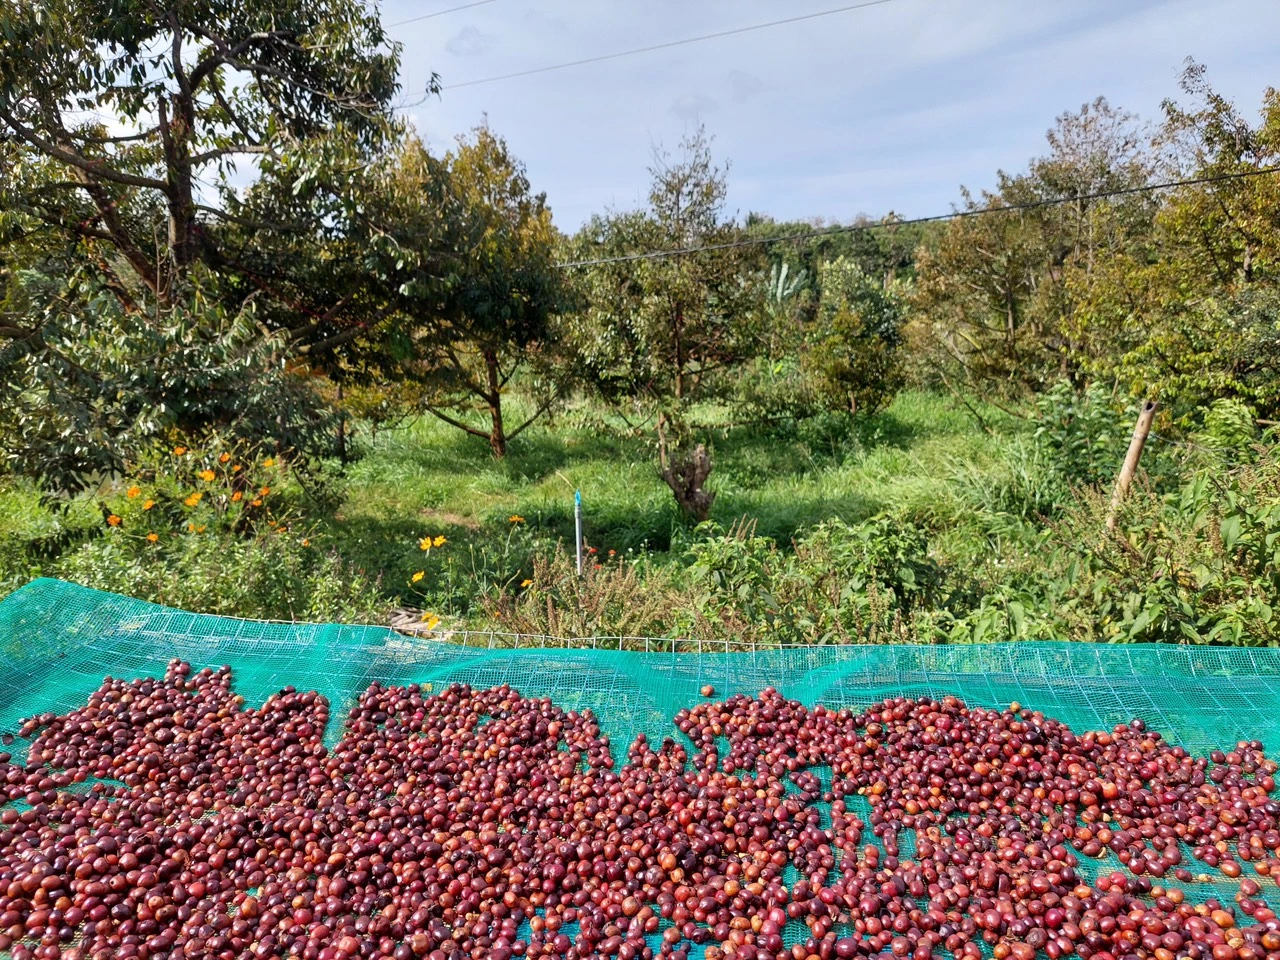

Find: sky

[386,0,1280,230]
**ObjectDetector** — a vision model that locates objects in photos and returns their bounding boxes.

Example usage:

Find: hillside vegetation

[0,2,1277,645]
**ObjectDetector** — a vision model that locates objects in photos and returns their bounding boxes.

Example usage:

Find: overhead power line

[440,0,898,90]
[386,0,499,28]
[555,166,1280,269]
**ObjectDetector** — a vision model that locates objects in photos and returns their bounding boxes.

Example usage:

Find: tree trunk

[673,304,685,400]
[485,349,507,458]
[657,414,715,522]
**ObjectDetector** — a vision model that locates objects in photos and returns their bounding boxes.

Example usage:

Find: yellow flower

[421,613,440,630]
[250,499,262,507]
[432,535,447,548]
[219,452,231,463]
[106,514,122,527]
[520,578,533,588]
[126,486,141,499]
[509,515,525,524]
[173,446,187,456]
[198,469,216,482]
[231,491,243,502]
[184,492,203,507]
[146,532,159,543]
[418,537,430,550]
[259,486,270,496]
[262,457,275,468]
[411,571,425,583]
[143,499,155,510]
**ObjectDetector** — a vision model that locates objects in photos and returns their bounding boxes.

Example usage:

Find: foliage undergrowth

[2,388,1278,647]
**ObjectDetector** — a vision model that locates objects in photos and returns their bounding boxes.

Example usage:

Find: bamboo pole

[1106,400,1157,531]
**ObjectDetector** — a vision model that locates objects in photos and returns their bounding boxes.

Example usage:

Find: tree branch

[507,395,556,442]
[186,30,302,90]
[423,405,491,440]
[189,144,275,166]
[0,106,167,191]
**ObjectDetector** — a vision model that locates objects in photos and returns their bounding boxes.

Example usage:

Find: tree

[410,127,567,457]
[1065,68,1280,420]
[910,97,1154,393]
[0,0,412,489]
[565,128,757,519]
[0,0,400,319]
[805,257,906,417]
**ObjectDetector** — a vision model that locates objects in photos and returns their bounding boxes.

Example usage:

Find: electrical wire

[438,0,899,91]
[386,0,499,29]
[556,166,1280,268]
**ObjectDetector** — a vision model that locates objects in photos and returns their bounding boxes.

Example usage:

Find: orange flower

[250,499,262,507]
[259,486,270,496]
[187,522,196,532]
[196,524,206,533]
[232,464,242,473]
[198,469,216,482]
[520,578,533,588]
[143,499,155,510]
[173,446,187,456]
[219,452,231,463]
[301,538,311,547]
[231,491,243,502]
[106,514,122,527]
[126,486,141,499]
[509,515,525,524]
[146,532,159,543]
[262,457,275,468]
[184,492,202,507]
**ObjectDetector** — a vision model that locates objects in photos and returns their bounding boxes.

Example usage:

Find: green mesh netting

[2,577,1279,940]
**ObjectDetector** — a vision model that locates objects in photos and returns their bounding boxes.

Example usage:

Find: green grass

[322,390,1021,592]
[0,390,1026,620]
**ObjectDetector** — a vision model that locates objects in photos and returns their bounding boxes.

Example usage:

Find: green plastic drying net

[1,576,1278,937]
[4,578,1279,758]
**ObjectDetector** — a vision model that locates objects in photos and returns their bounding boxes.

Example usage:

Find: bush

[943,450,1280,644]
[803,258,906,417]
[482,514,958,645]
[50,531,385,622]
[1033,380,1137,489]
[479,546,683,640]
[0,295,338,496]
[0,443,384,622]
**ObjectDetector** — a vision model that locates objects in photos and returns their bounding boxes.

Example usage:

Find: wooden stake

[1106,400,1157,531]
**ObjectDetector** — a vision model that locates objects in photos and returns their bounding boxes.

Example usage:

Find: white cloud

[445,25,493,58]
[727,70,763,104]
[669,92,719,121]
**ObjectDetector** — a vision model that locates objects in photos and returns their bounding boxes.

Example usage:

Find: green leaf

[1220,515,1242,552]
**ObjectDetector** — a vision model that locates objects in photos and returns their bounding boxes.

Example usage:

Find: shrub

[0,442,384,622]
[1033,380,1137,489]
[479,546,683,640]
[945,450,1280,645]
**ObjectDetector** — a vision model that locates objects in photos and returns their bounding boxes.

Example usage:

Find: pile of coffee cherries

[0,664,1277,960]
